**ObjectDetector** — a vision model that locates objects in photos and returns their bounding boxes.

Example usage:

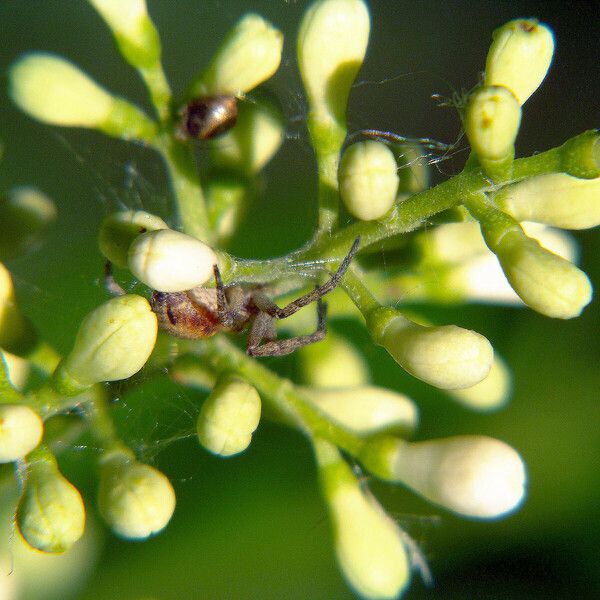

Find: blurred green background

[1,1,599,599]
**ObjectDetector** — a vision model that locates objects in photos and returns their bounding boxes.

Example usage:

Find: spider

[106,237,360,357]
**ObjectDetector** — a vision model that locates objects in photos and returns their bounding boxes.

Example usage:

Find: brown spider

[106,237,360,357]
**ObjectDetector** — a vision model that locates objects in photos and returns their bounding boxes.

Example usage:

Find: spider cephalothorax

[108,237,360,357]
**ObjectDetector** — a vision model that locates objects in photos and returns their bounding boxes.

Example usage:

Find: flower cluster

[1,1,598,599]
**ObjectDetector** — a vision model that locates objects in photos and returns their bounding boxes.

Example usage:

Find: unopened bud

[55,294,157,392]
[495,173,600,230]
[88,0,161,68]
[99,210,168,269]
[315,439,411,600]
[486,229,592,319]
[485,19,554,105]
[197,377,261,457]
[0,186,56,260]
[362,435,526,519]
[188,14,283,98]
[128,229,218,292]
[339,140,399,220]
[368,308,493,390]
[17,451,85,552]
[98,448,175,539]
[0,404,43,463]
[298,0,370,123]
[9,53,155,140]
[303,386,417,435]
[0,262,36,354]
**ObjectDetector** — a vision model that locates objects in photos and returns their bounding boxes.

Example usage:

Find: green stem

[139,64,172,123]
[339,267,380,318]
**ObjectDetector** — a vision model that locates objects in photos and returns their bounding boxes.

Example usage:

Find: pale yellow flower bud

[98,448,175,539]
[316,439,411,600]
[1,350,31,390]
[299,332,369,388]
[0,262,35,353]
[99,210,168,269]
[17,452,86,552]
[368,308,493,390]
[495,174,600,230]
[9,53,155,140]
[490,229,592,319]
[128,229,218,292]
[56,295,157,391]
[298,0,370,122]
[209,98,285,174]
[0,404,43,463]
[448,355,512,412]
[88,0,161,68]
[197,378,261,457]
[190,14,283,97]
[485,19,554,105]
[364,435,526,519]
[303,386,418,435]
[339,141,399,221]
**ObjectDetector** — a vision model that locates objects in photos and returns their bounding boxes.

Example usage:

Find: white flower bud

[9,53,155,139]
[99,210,168,269]
[465,86,521,180]
[491,229,592,319]
[316,439,411,600]
[299,332,369,388]
[0,262,35,353]
[304,386,417,435]
[57,294,157,391]
[210,98,284,174]
[495,174,600,230]
[0,404,43,463]
[88,0,161,68]
[298,0,370,121]
[339,141,399,221]
[448,355,512,412]
[197,378,261,457]
[17,453,86,552]
[98,449,176,539]
[368,309,493,390]
[417,221,488,265]
[128,229,218,292]
[485,19,554,105]
[190,14,283,97]
[373,436,527,519]
[1,350,31,391]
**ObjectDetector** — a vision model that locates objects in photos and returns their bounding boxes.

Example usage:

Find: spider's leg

[247,300,327,357]
[104,261,127,296]
[250,236,360,320]
[213,264,236,328]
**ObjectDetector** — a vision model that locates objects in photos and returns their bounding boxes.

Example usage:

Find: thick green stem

[139,64,172,123]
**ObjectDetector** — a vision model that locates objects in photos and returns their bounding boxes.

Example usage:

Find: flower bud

[197,377,261,457]
[303,386,417,435]
[0,186,56,260]
[99,210,168,269]
[487,229,592,319]
[17,451,86,552]
[1,350,31,390]
[339,141,399,221]
[368,308,493,390]
[362,435,526,519]
[56,294,157,392]
[485,19,554,105]
[88,0,161,68]
[299,332,369,388]
[98,448,175,539]
[209,97,285,174]
[0,262,36,354]
[0,404,43,463]
[298,0,370,123]
[128,229,218,292]
[495,174,600,230]
[9,53,155,140]
[188,14,283,98]
[448,355,512,412]
[315,439,411,599]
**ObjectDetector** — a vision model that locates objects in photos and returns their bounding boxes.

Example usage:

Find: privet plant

[1,1,599,598]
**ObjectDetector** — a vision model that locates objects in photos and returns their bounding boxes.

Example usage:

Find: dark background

[1,1,599,599]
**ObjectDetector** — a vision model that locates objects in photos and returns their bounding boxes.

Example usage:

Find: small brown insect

[177,95,238,141]
[106,238,360,357]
